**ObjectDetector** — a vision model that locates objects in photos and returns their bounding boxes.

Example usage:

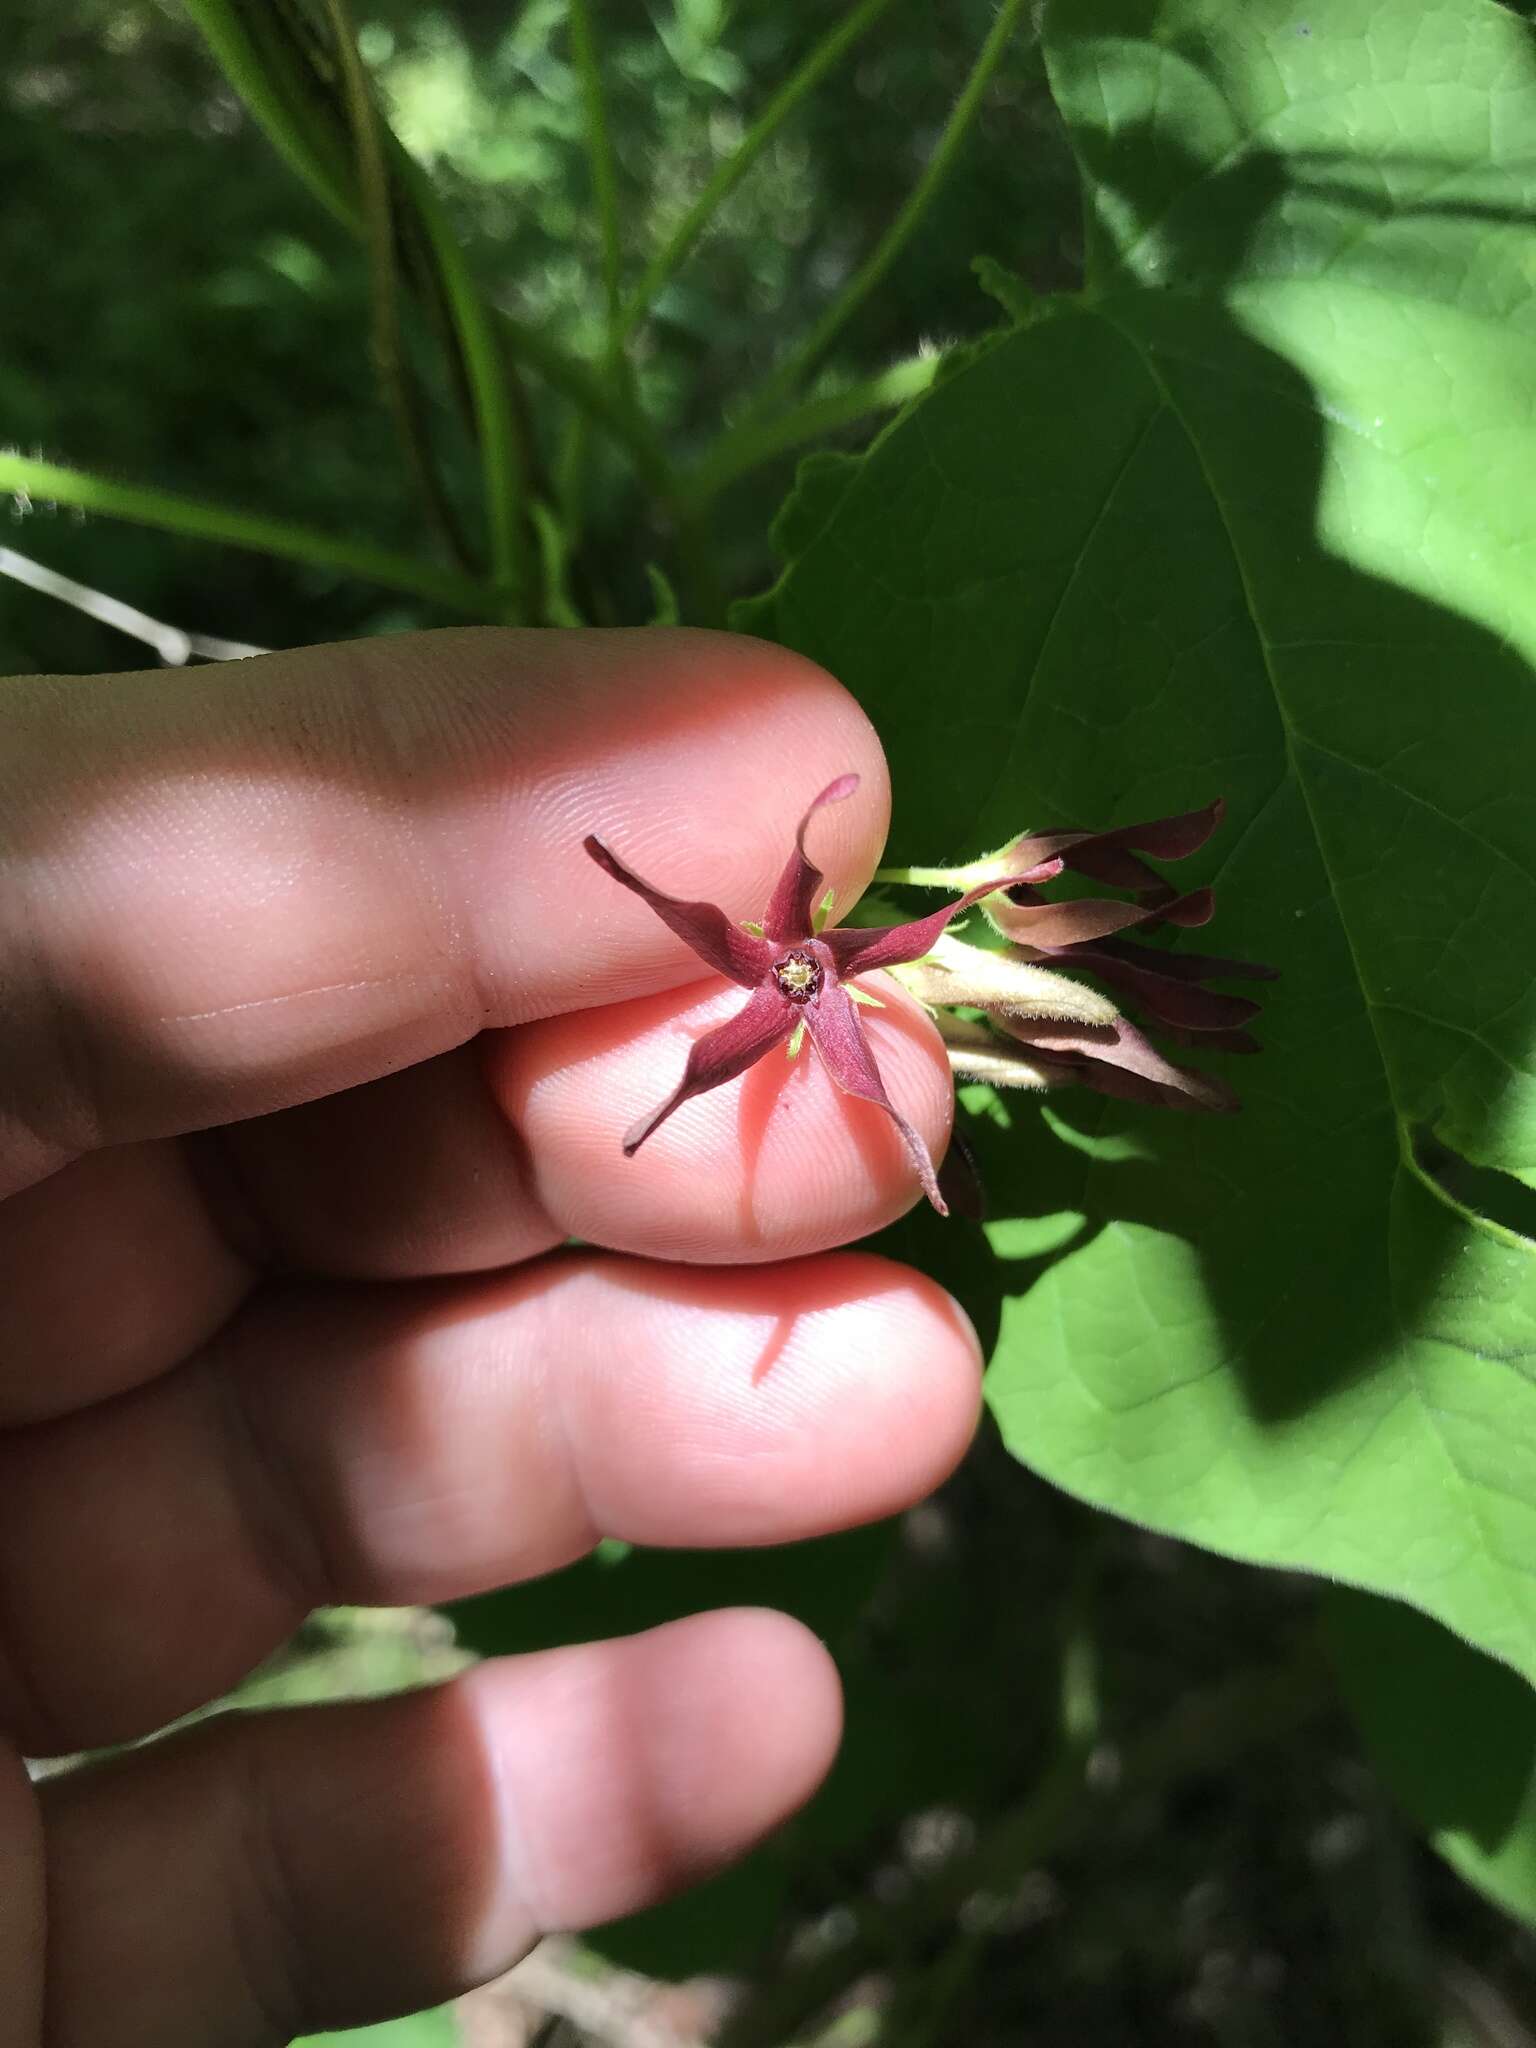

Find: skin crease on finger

[0,629,985,2045]
[0,1249,981,1756]
[0,629,893,1189]
[489,971,955,1262]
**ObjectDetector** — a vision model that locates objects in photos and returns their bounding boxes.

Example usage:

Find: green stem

[686,352,938,507]
[321,0,475,573]
[873,862,971,889]
[181,0,360,232]
[495,308,675,501]
[492,311,722,621]
[559,0,628,581]
[395,155,532,616]
[618,0,897,345]
[738,0,1030,422]
[569,0,623,361]
[0,455,495,617]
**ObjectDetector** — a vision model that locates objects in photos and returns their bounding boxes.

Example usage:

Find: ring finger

[0,1248,981,1756]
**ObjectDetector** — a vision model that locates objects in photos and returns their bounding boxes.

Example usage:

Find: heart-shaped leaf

[1329,1586,1536,1928]
[741,0,1536,1682]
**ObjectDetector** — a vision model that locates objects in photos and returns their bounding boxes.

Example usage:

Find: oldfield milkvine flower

[886,799,1275,1113]
[585,774,1052,1214]
[587,779,1270,1216]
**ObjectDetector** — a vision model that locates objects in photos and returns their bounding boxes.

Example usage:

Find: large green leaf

[741,0,1536,1682]
[1328,1586,1536,1929]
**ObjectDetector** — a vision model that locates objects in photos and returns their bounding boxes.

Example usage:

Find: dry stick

[0,545,268,663]
[720,1638,1333,2048]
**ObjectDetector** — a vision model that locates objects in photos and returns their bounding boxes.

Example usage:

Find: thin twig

[0,544,267,663]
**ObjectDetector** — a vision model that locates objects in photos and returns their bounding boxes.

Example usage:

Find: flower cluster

[585,780,1270,1216]
[888,798,1275,1116]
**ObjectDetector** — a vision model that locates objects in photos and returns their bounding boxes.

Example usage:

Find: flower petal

[803,982,947,1214]
[824,875,1034,979]
[585,836,776,988]
[1055,942,1265,1031]
[990,893,1161,949]
[989,884,1215,950]
[1154,887,1215,929]
[1159,1023,1264,1055]
[939,1013,1059,1091]
[762,773,861,944]
[1005,799,1226,894]
[1090,936,1278,985]
[622,981,793,1155]
[1001,1014,1239,1113]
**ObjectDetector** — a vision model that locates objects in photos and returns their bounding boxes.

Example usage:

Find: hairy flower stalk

[881,798,1275,1113]
[585,775,1045,1214]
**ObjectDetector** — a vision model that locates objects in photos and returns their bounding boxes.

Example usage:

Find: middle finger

[0,1248,981,1757]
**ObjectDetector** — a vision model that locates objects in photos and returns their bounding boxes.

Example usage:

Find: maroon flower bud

[891,797,1274,1117]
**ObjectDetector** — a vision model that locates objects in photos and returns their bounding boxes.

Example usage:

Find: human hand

[0,629,982,2047]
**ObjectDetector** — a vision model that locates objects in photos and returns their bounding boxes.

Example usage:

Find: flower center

[773,949,823,1004]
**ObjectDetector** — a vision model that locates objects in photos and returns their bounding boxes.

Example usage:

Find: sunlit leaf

[1329,1587,1536,1929]
[743,0,1536,1684]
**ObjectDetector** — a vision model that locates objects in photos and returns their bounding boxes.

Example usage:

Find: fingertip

[2,627,890,1164]
[532,1247,986,1549]
[34,1609,845,2044]
[471,1607,842,1941]
[492,977,954,1263]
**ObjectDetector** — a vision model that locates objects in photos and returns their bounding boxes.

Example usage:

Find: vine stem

[395,155,533,616]
[184,0,631,596]
[0,455,495,618]
[181,0,360,232]
[618,0,898,346]
[320,0,476,575]
[569,0,623,363]
[684,352,937,507]
[873,862,975,889]
[733,0,1030,425]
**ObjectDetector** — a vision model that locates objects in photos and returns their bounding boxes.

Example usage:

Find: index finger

[0,628,889,1195]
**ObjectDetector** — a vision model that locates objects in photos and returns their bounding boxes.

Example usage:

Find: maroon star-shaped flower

[585,775,1037,1215]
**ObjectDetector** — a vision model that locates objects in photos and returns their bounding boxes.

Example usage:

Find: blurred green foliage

[1,0,1073,672]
